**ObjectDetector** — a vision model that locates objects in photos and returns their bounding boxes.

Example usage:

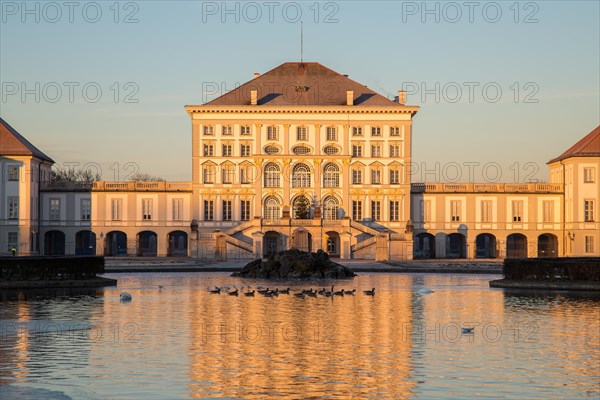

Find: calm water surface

[0,273,599,399]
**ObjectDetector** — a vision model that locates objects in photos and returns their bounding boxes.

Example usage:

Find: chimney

[346,90,354,106]
[253,72,260,79]
[397,90,406,105]
[250,90,257,105]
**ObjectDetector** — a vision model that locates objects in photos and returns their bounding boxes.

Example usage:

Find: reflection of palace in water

[1,63,598,260]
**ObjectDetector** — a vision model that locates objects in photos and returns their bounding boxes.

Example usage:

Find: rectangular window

[7,165,19,181]
[241,200,251,221]
[352,145,363,157]
[390,169,400,185]
[585,236,595,253]
[222,144,232,157]
[222,167,234,184]
[203,144,214,156]
[8,232,18,251]
[371,201,381,221]
[240,166,251,184]
[50,198,60,221]
[352,127,363,136]
[222,125,232,135]
[371,169,381,185]
[481,200,492,223]
[371,145,381,158]
[8,197,18,220]
[173,198,183,221]
[542,200,553,223]
[421,200,431,222]
[111,199,122,221]
[142,199,153,220]
[297,126,308,141]
[390,145,401,157]
[267,126,278,141]
[390,126,400,136]
[584,200,595,222]
[222,200,232,221]
[512,200,523,222]
[326,126,337,141]
[352,169,362,184]
[583,167,596,183]
[371,127,381,136]
[240,144,251,157]
[352,200,363,221]
[240,125,251,135]
[203,167,215,184]
[390,201,400,221]
[81,198,91,221]
[203,125,214,135]
[450,200,461,222]
[204,200,214,221]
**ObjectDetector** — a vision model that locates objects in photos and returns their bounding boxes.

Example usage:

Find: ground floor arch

[325,231,340,257]
[291,228,312,252]
[446,233,466,258]
[538,233,558,257]
[263,231,282,256]
[507,233,528,258]
[168,231,188,256]
[476,233,497,258]
[75,230,96,255]
[44,230,65,256]
[137,231,158,256]
[105,231,127,256]
[415,232,436,259]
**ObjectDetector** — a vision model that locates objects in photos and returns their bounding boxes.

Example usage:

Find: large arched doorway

[75,230,96,255]
[168,231,188,256]
[415,233,436,259]
[292,195,311,219]
[538,233,558,258]
[106,231,127,256]
[263,231,282,256]
[292,228,312,252]
[44,230,65,256]
[264,196,281,220]
[137,231,157,256]
[325,231,340,257]
[476,233,496,258]
[446,233,466,258]
[323,196,340,220]
[507,233,528,258]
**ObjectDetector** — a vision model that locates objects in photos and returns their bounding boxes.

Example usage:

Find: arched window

[292,163,311,188]
[323,196,340,220]
[264,196,281,220]
[264,163,280,187]
[323,163,340,188]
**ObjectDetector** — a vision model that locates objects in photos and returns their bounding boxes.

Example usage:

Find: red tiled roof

[203,62,402,107]
[548,125,600,163]
[0,118,54,162]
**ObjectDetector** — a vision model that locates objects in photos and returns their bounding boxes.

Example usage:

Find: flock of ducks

[207,285,376,298]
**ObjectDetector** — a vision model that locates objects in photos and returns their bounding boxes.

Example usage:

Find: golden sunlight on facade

[1,64,598,260]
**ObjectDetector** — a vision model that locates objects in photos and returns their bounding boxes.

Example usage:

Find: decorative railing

[224,220,257,236]
[351,236,377,252]
[411,183,563,193]
[350,220,380,237]
[225,236,253,253]
[92,181,192,192]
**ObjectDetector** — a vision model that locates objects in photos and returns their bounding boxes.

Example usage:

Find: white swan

[417,288,434,294]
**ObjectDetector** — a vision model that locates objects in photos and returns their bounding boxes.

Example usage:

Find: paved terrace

[103,257,503,274]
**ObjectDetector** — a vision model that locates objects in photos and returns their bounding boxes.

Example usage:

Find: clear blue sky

[1,1,598,182]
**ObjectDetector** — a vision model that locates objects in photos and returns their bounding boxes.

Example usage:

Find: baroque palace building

[1,62,599,260]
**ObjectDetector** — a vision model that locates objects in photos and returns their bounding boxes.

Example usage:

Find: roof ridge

[548,125,600,163]
[0,117,54,162]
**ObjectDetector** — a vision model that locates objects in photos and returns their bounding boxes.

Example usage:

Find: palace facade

[1,63,598,260]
